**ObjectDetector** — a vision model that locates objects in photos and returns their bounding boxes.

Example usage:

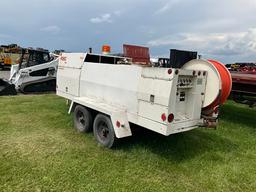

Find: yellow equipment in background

[0,44,22,69]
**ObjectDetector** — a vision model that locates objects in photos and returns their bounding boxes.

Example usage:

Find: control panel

[177,76,194,88]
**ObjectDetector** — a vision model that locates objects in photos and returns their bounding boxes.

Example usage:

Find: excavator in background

[0,48,59,95]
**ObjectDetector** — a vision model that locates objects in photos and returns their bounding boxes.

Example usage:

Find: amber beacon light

[102,45,111,54]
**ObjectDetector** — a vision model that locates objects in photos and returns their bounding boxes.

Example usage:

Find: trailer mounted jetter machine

[57,46,232,148]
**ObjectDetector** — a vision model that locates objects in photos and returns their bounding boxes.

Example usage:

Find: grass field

[0,94,256,192]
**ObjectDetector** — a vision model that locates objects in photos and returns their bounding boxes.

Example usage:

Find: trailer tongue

[57,46,232,148]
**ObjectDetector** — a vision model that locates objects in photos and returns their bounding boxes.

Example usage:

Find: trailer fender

[70,97,132,138]
[69,102,132,138]
[110,110,132,139]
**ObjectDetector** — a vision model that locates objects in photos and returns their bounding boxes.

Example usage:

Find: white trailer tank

[57,52,230,148]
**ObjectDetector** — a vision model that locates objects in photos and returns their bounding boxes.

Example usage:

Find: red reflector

[168,113,174,123]
[168,69,172,75]
[161,113,166,121]
[116,121,121,128]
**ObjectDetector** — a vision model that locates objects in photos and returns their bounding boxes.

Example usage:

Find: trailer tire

[74,105,93,133]
[93,114,116,148]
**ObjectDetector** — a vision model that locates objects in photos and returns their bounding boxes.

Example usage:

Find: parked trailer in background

[231,71,256,107]
[57,47,232,148]
[225,63,256,107]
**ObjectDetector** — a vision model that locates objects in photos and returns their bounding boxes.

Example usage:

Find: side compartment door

[57,53,86,97]
[137,68,173,123]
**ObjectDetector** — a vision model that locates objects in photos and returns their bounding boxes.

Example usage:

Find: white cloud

[90,13,112,24]
[40,25,61,34]
[147,28,256,57]
[0,0,255,62]
[155,0,181,14]
[114,10,122,16]
[148,33,228,47]
[155,4,169,14]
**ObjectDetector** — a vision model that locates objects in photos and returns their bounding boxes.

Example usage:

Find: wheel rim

[76,110,86,129]
[97,121,110,141]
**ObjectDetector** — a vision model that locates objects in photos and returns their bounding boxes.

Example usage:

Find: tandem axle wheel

[73,105,117,148]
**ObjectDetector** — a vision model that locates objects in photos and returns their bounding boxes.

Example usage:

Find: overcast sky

[0,0,256,63]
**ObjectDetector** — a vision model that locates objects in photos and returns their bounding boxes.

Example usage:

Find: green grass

[0,94,256,192]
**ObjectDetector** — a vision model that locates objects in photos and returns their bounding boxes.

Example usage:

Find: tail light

[161,113,166,121]
[168,69,172,75]
[116,121,121,128]
[168,113,174,123]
